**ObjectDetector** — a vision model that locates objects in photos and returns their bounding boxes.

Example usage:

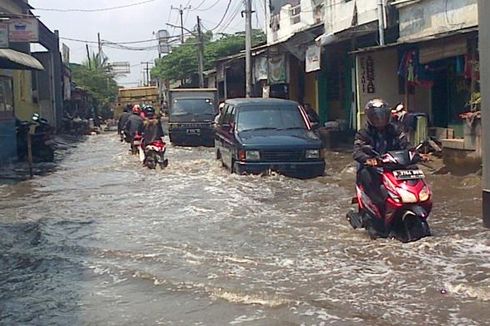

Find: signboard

[0,23,9,48]
[305,44,321,73]
[157,29,171,55]
[109,62,131,75]
[254,56,268,81]
[9,18,39,43]
[62,43,70,63]
[268,54,288,84]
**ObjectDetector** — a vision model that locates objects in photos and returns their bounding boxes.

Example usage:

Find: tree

[152,30,265,83]
[70,52,119,118]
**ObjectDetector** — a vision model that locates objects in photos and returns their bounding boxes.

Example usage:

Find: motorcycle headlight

[419,186,430,202]
[398,188,418,203]
[305,149,320,159]
[245,150,260,160]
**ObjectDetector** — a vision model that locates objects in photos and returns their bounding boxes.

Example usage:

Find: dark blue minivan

[215,98,325,178]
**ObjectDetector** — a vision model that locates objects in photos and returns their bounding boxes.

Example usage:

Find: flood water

[0,134,488,325]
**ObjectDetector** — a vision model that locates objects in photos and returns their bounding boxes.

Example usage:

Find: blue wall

[0,118,17,164]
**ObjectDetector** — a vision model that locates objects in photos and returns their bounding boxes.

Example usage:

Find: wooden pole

[27,133,33,178]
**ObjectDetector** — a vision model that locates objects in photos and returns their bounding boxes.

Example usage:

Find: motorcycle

[142,139,168,169]
[16,115,55,162]
[347,146,432,242]
[130,133,142,156]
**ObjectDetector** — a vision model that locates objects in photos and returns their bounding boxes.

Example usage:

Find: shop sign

[360,55,376,94]
[305,44,321,73]
[0,23,9,48]
[9,18,39,43]
[254,56,268,81]
[268,54,287,84]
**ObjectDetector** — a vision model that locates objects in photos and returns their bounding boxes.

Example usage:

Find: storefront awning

[0,49,44,71]
[349,26,478,55]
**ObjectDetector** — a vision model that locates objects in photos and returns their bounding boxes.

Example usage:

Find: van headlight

[245,150,260,160]
[305,149,320,159]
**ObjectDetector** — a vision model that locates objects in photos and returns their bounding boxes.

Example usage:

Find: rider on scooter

[142,106,165,147]
[123,105,144,144]
[353,99,410,214]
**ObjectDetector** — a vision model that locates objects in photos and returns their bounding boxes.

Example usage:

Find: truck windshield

[237,106,307,132]
[172,99,215,115]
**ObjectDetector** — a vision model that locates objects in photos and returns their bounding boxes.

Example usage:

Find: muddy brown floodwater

[0,133,489,325]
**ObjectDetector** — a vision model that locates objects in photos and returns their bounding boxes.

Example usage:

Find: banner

[254,56,268,82]
[305,44,321,73]
[268,54,287,84]
[9,18,39,43]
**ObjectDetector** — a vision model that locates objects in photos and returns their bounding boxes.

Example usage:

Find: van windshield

[237,106,307,132]
[172,98,215,115]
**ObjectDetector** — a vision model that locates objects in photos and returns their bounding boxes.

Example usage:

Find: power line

[34,0,157,12]
[208,0,233,31]
[192,0,221,12]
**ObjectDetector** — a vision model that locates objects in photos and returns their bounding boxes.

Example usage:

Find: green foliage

[152,30,265,82]
[69,52,119,110]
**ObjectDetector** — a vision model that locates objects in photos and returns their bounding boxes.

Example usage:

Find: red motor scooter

[347,147,432,242]
[143,139,168,169]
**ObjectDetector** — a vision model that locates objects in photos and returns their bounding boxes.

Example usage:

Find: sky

[29,0,266,87]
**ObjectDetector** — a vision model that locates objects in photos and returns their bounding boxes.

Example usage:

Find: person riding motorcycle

[142,106,165,147]
[353,99,410,212]
[123,105,144,143]
[118,104,132,141]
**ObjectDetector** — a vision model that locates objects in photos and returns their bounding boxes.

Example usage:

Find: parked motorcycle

[143,139,168,169]
[347,146,432,242]
[16,115,55,162]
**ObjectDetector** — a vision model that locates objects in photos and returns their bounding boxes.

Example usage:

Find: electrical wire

[34,0,157,12]
[207,0,233,31]
[192,0,221,12]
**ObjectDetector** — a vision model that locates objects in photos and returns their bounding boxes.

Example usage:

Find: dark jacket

[353,123,409,164]
[118,112,131,134]
[124,114,144,138]
[142,118,165,146]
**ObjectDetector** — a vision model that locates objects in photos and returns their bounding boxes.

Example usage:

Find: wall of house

[398,0,478,41]
[268,0,319,44]
[355,49,400,128]
[324,0,380,35]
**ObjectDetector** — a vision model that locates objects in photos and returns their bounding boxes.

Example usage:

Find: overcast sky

[29,0,266,86]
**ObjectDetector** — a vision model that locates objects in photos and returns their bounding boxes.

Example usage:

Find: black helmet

[145,106,155,118]
[364,99,391,129]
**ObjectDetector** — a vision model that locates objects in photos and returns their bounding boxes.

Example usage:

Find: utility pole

[478,0,490,228]
[197,16,205,88]
[85,44,91,69]
[141,62,153,86]
[97,33,102,56]
[244,0,253,97]
[171,4,191,44]
[377,0,385,46]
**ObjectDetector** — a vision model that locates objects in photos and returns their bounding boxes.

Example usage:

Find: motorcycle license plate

[187,128,201,135]
[393,169,425,180]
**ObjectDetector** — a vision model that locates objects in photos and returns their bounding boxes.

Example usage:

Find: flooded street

[0,133,489,325]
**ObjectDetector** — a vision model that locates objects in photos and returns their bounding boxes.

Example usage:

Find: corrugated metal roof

[0,49,44,70]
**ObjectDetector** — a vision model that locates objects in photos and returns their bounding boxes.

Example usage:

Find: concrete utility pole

[171,4,191,44]
[97,32,102,57]
[377,0,385,46]
[478,0,490,228]
[244,0,253,97]
[141,62,153,86]
[85,44,91,69]
[197,16,205,88]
